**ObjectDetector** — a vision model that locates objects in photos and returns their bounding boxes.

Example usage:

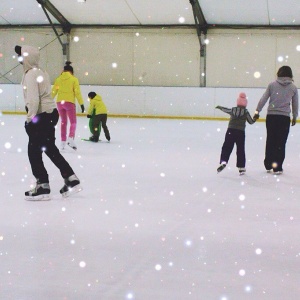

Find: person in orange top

[52,61,84,150]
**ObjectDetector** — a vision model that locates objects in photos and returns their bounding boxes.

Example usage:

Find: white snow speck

[79,261,86,268]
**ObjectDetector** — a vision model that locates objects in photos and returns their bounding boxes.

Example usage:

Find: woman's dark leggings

[25,109,74,183]
[264,115,290,172]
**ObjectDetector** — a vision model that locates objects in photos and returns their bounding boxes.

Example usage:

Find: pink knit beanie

[237,92,247,107]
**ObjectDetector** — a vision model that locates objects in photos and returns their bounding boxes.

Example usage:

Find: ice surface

[1,114,300,299]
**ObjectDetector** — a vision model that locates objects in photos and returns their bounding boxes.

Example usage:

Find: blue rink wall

[0,84,293,119]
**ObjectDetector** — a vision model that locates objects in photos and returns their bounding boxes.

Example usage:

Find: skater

[86,92,111,142]
[15,45,82,200]
[216,92,256,175]
[253,66,298,175]
[51,61,84,150]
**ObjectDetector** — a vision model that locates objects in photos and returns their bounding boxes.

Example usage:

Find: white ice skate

[67,137,77,150]
[60,141,66,150]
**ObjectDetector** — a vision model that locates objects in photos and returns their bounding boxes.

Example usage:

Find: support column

[62,33,71,63]
[189,0,208,87]
[200,32,207,87]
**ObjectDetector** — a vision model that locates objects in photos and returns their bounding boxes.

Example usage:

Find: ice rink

[1,114,300,299]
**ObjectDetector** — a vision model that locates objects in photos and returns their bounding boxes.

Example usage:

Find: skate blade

[25,194,51,201]
[67,143,77,150]
[61,184,83,198]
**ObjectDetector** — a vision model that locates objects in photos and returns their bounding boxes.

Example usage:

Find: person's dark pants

[220,128,246,168]
[25,109,74,183]
[92,114,110,141]
[264,115,290,172]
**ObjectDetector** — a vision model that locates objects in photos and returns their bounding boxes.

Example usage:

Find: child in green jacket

[87,92,110,142]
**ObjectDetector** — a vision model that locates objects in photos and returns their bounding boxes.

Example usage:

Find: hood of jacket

[59,71,73,81]
[276,77,293,86]
[21,45,40,73]
[93,95,103,102]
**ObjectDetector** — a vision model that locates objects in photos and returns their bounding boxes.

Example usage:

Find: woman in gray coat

[254,66,298,174]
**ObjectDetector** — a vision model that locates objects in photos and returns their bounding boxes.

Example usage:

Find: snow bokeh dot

[255,248,262,255]
[79,261,86,268]
[178,17,185,23]
[239,194,245,201]
[4,142,11,149]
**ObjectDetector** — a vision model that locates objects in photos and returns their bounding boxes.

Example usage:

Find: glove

[25,106,28,113]
[215,105,221,109]
[87,114,92,118]
[81,105,85,113]
[292,118,296,126]
[253,113,259,121]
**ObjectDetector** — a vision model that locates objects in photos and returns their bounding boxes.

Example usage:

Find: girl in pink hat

[216,92,257,175]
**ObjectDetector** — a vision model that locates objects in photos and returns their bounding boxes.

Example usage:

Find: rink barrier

[1,110,266,121]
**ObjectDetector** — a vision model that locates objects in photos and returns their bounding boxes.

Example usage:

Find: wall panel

[206,29,300,88]
[1,27,300,89]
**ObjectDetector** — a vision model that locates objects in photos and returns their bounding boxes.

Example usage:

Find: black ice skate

[89,135,99,142]
[25,182,51,201]
[238,168,246,175]
[217,162,226,173]
[60,174,82,197]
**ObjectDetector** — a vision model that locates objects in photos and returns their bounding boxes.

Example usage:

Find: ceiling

[0,0,300,29]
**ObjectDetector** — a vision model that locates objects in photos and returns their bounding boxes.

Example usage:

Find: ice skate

[89,135,99,142]
[217,162,226,173]
[25,182,51,201]
[273,170,283,175]
[60,174,82,197]
[238,168,246,175]
[60,141,66,150]
[67,137,77,150]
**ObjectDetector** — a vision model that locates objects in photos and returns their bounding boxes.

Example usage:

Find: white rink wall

[0,84,275,119]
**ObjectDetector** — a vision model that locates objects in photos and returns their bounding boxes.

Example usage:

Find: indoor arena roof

[0,0,300,29]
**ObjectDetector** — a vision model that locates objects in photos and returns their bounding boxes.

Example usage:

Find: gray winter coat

[256,77,298,119]
[216,106,255,131]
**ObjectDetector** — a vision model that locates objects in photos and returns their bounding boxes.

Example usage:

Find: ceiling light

[77,0,86,3]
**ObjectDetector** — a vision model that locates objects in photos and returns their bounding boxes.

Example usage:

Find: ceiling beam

[1,24,300,30]
[36,0,71,33]
[189,0,207,32]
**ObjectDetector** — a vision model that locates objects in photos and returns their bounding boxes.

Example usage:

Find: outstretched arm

[216,106,231,115]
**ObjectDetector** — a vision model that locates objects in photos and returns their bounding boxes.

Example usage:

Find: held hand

[81,105,85,113]
[253,113,259,121]
[291,118,296,126]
